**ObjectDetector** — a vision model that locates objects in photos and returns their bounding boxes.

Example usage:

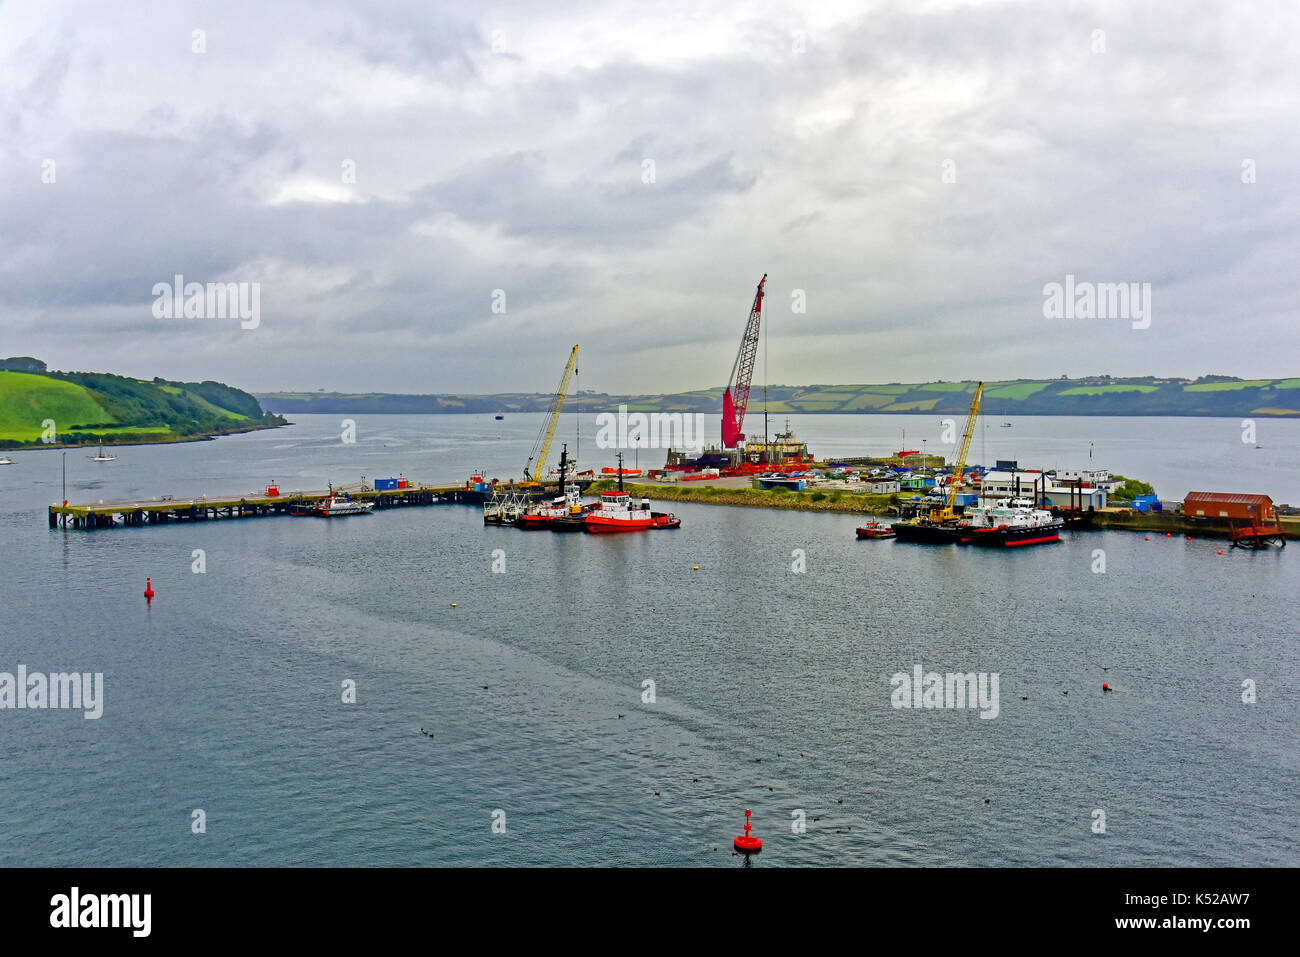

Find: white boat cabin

[598,490,653,519]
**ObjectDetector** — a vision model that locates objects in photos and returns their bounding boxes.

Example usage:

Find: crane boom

[525,344,579,483]
[721,274,767,449]
[931,381,983,522]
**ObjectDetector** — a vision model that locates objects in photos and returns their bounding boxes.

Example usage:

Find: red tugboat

[583,454,680,533]
[856,521,896,540]
[517,444,590,531]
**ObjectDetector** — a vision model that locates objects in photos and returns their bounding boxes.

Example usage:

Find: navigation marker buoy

[693,565,699,571]
[733,809,762,854]
[144,577,154,603]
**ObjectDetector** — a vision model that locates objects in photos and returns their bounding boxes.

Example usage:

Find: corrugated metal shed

[1183,491,1274,520]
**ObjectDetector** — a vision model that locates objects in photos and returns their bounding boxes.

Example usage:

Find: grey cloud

[0,0,1296,394]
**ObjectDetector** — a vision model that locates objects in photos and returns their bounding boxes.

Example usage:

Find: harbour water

[1,413,1297,866]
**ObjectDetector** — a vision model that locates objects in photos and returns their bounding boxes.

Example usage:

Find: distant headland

[257,375,1300,418]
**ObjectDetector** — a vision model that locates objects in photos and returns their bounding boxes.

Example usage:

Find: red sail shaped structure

[721,274,766,449]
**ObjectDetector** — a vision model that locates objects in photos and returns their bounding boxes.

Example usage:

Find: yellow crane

[523,344,579,484]
[928,381,983,523]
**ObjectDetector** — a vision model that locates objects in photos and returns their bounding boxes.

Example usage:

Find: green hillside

[0,372,115,442]
[0,360,286,448]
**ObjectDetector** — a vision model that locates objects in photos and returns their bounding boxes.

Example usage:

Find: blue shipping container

[374,478,399,491]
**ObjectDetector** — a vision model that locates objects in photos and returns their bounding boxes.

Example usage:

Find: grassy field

[843,394,895,410]
[0,371,114,441]
[985,381,1049,400]
[90,425,173,436]
[1059,384,1159,395]
[919,382,972,392]
[607,480,897,515]
[1184,379,1273,392]
[883,397,941,411]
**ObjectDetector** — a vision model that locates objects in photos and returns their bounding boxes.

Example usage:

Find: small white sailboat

[90,444,116,462]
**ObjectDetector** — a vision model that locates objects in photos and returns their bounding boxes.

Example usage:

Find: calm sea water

[0,413,1297,866]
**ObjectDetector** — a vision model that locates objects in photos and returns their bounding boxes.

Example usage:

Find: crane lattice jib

[722,274,766,448]
[946,381,984,512]
[526,344,579,482]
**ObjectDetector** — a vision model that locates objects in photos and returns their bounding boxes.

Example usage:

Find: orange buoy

[733,809,762,854]
[1165,532,1171,537]
[1144,536,1149,541]
[144,577,154,602]
[1217,550,1223,555]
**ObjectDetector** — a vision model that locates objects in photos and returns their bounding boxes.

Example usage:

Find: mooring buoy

[733,809,762,854]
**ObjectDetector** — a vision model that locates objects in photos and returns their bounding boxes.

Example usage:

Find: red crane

[721,274,766,449]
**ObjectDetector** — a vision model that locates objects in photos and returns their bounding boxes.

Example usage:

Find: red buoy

[1102,683,1110,691]
[144,577,154,603]
[733,809,762,854]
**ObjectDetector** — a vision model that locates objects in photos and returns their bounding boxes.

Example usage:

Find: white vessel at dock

[303,493,374,517]
[957,498,1063,546]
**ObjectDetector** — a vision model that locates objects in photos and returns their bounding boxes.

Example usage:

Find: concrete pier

[49,483,479,530]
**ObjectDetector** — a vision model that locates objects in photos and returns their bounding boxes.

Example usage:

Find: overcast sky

[2,0,1296,395]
